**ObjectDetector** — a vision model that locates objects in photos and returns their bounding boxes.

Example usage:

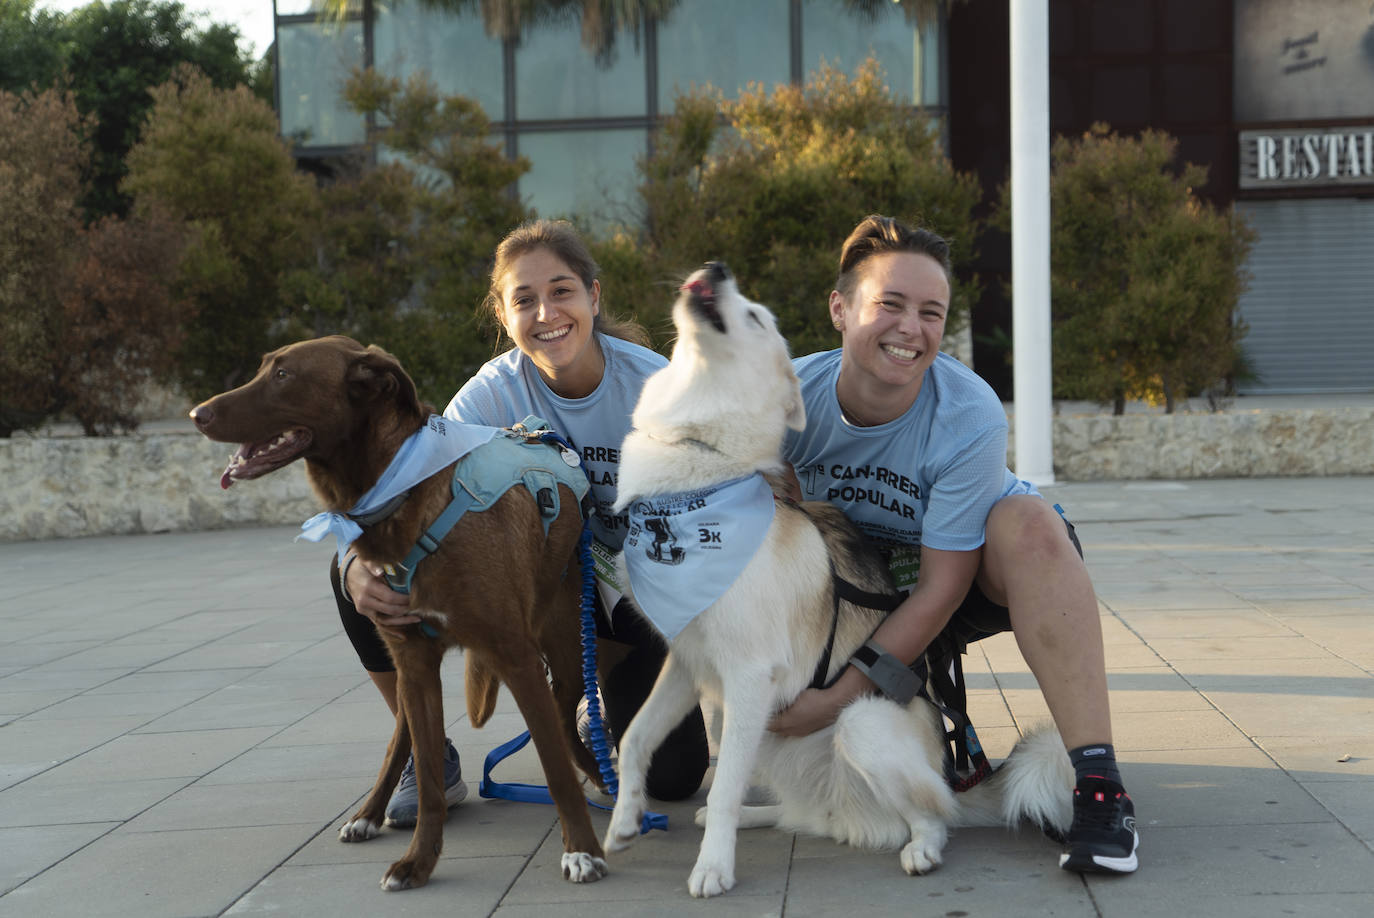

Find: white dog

[603,262,1072,898]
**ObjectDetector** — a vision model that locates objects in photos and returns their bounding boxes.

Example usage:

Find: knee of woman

[990,498,1075,564]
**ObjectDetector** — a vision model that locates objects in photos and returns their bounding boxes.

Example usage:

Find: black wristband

[848,639,922,705]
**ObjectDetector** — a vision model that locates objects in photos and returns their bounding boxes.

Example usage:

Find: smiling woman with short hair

[773,213,1141,876]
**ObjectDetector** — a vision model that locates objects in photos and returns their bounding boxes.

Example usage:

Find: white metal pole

[1010,0,1055,486]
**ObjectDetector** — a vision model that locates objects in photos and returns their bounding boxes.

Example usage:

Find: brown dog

[190,335,608,890]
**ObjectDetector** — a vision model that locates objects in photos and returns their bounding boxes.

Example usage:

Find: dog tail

[953,723,1073,835]
[464,650,501,728]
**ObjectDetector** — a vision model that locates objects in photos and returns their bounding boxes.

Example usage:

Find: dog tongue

[220,444,250,490]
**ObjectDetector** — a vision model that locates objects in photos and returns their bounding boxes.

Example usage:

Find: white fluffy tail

[953,724,1073,835]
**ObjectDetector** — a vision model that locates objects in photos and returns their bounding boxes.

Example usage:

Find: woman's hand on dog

[768,668,869,737]
[346,558,421,635]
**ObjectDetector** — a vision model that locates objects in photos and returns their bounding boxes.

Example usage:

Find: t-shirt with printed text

[783,350,1038,556]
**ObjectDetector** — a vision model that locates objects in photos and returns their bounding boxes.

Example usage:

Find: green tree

[62,0,259,219]
[123,65,320,397]
[616,58,982,359]
[1004,124,1254,413]
[326,0,959,61]
[0,86,85,435]
[0,85,187,436]
[1,1,266,221]
[290,68,532,404]
[0,1,67,94]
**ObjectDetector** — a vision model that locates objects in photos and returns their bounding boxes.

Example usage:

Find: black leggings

[329,557,709,801]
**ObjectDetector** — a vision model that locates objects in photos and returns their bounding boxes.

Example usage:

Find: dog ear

[346,346,422,416]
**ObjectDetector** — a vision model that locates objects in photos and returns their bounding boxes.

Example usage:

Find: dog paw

[562,851,609,883]
[603,803,644,852]
[693,805,707,827]
[688,860,735,898]
[339,817,382,842]
[900,838,943,875]
[380,859,431,891]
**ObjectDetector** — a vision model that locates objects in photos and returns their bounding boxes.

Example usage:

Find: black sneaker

[1059,778,1139,874]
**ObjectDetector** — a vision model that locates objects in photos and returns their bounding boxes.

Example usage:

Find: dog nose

[703,261,732,284]
[189,404,213,429]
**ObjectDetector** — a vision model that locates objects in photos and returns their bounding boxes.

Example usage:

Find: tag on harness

[537,487,556,517]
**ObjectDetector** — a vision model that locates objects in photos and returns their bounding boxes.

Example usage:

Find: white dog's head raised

[627,262,804,483]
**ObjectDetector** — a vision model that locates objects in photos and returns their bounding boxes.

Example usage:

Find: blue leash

[477,433,667,834]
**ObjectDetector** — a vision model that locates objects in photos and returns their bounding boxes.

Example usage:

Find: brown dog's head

[189,335,422,489]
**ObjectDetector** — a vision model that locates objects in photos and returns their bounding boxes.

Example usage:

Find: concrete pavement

[1,476,1371,917]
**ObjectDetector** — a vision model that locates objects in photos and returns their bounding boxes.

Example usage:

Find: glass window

[517,129,647,226]
[374,4,505,120]
[277,20,366,146]
[801,0,939,106]
[515,18,646,119]
[275,1,339,15]
[656,0,790,110]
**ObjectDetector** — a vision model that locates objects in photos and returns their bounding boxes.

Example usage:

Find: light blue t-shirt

[443,333,667,550]
[783,350,1038,554]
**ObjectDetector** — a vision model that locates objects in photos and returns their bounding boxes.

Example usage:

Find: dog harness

[819,572,993,793]
[298,415,498,561]
[378,418,590,596]
[622,473,775,641]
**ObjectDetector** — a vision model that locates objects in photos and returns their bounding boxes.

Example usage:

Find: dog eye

[747,311,764,328]
[274,368,289,380]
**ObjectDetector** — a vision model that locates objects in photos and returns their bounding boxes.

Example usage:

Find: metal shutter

[1235,197,1374,393]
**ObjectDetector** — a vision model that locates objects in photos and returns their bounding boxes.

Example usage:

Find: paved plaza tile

[0,477,1370,916]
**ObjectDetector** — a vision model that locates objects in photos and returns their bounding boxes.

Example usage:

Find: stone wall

[2,404,1371,542]
[1016,405,1374,481]
[0,433,317,542]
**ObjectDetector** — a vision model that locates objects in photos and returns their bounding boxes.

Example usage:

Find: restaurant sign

[1239,127,1374,189]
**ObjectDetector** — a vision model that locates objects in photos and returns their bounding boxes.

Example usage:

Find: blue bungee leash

[477,430,667,834]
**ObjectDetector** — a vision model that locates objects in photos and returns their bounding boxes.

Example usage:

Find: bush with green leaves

[123,65,320,398]
[297,68,534,405]
[611,58,982,358]
[2,0,266,222]
[0,86,187,436]
[1000,123,1254,413]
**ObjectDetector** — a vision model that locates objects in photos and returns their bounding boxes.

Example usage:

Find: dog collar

[646,433,721,455]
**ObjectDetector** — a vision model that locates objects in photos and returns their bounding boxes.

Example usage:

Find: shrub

[617,58,982,358]
[0,87,83,436]
[123,65,320,398]
[0,86,188,436]
[1001,123,1254,413]
[308,68,533,404]
[55,210,190,434]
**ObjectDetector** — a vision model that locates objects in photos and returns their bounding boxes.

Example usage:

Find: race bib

[884,543,921,593]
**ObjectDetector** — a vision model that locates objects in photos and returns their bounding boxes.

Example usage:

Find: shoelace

[396,744,459,787]
[1071,789,1125,831]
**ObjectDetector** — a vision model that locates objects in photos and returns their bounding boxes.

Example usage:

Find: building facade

[274,0,1373,397]
[950,0,1373,396]
[273,0,944,224]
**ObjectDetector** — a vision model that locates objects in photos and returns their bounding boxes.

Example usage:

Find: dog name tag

[560,446,580,468]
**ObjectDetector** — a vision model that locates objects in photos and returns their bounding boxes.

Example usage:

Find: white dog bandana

[297,415,497,560]
[623,474,775,640]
